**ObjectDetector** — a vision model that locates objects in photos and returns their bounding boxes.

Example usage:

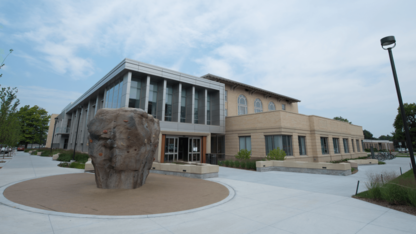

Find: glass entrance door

[188,137,201,162]
[165,137,179,162]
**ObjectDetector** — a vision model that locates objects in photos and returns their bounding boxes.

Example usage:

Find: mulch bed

[353,196,416,216]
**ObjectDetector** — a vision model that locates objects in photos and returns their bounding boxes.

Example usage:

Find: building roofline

[201,73,301,103]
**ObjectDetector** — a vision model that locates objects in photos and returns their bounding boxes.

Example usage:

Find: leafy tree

[378,135,393,141]
[0,86,20,147]
[392,103,416,148]
[17,105,50,148]
[333,116,352,124]
[363,129,374,139]
[266,147,286,160]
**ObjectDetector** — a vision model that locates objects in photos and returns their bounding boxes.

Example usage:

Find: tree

[392,103,416,148]
[333,116,351,124]
[17,105,50,148]
[363,129,374,139]
[378,135,393,141]
[0,85,20,147]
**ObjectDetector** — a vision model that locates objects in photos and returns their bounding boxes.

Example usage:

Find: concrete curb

[257,166,351,176]
[0,173,235,219]
[150,170,218,179]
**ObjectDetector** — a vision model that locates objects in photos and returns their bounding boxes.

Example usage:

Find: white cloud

[17,86,82,114]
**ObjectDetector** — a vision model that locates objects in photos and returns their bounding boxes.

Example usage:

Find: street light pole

[50,117,58,155]
[381,36,416,180]
[72,107,82,162]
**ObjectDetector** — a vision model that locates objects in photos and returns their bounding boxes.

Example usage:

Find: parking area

[0,152,415,234]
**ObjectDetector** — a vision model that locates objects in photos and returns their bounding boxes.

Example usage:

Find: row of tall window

[127,80,215,124]
[320,137,363,155]
[236,95,286,115]
[238,135,363,156]
[105,79,124,109]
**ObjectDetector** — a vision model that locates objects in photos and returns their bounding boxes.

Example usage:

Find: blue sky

[1,0,415,138]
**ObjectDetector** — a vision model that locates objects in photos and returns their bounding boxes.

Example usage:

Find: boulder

[87,108,160,189]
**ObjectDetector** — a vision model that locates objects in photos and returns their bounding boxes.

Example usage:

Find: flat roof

[201,74,300,103]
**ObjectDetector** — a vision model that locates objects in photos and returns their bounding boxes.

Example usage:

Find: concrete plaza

[0,152,415,234]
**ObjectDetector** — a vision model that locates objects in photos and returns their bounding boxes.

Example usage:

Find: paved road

[0,152,415,234]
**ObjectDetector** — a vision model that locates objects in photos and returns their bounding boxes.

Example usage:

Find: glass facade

[148,82,158,116]
[265,135,292,156]
[194,91,199,124]
[181,89,186,122]
[165,84,172,121]
[105,79,123,108]
[129,77,141,108]
[239,136,251,151]
[207,94,211,125]
[333,138,340,154]
[298,136,306,155]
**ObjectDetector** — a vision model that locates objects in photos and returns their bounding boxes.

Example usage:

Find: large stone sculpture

[87,108,160,189]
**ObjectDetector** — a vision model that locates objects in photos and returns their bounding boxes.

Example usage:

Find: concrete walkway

[0,152,415,234]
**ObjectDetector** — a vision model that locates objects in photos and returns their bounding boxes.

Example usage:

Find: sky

[1,0,415,138]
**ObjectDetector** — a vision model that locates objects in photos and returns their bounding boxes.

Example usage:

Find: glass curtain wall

[129,78,141,108]
[207,94,211,125]
[343,138,349,153]
[298,136,306,155]
[105,79,124,108]
[265,135,293,156]
[165,84,173,121]
[333,138,340,153]
[180,89,186,122]
[194,92,199,124]
[148,82,158,116]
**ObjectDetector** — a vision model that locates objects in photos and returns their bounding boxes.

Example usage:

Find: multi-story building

[49,58,366,163]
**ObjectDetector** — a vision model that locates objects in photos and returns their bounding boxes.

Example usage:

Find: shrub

[235,149,251,161]
[75,153,89,163]
[218,161,224,166]
[225,160,230,167]
[408,188,416,207]
[234,161,241,168]
[57,153,72,162]
[30,151,37,155]
[24,149,30,152]
[229,161,235,168]
[240,161,246,169]
[69,162,85,169]
[248,161,256,170]
[266,147,286,160]
[382,183,410,205]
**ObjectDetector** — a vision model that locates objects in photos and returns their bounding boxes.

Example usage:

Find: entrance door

[188,137,201,162]
[165,137,179,162]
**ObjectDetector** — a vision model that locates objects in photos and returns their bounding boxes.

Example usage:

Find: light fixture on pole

[381,36,416,180]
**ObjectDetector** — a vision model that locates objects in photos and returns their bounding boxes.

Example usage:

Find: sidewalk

[0,152,415,234]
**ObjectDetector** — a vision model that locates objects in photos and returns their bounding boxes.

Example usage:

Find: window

[361,140,364,151]
[165,84,173,121]
[333,138,340,154]
[268,102,276,111]
[282,104,286,110]
[239,136,251,151]
[238,95,248,115]
[321,137,329,154]
[180,89,186,122]
[265,135,292,156]
[254,98,263,113]
[298,136,306,155]
[351,139,355,152]
[207,94,211,125]
[105,79,123,109]
[225,90,227,102]
[225,109,227,117]
[129,78,141,108]
[148,82,158,116]
[356,140,360,152]
[194,92,199,124]
[343,138,349,153]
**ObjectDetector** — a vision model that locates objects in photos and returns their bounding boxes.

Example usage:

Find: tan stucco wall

[225,110,366,162]
[225,85,298,116]
[45,114,59,148]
